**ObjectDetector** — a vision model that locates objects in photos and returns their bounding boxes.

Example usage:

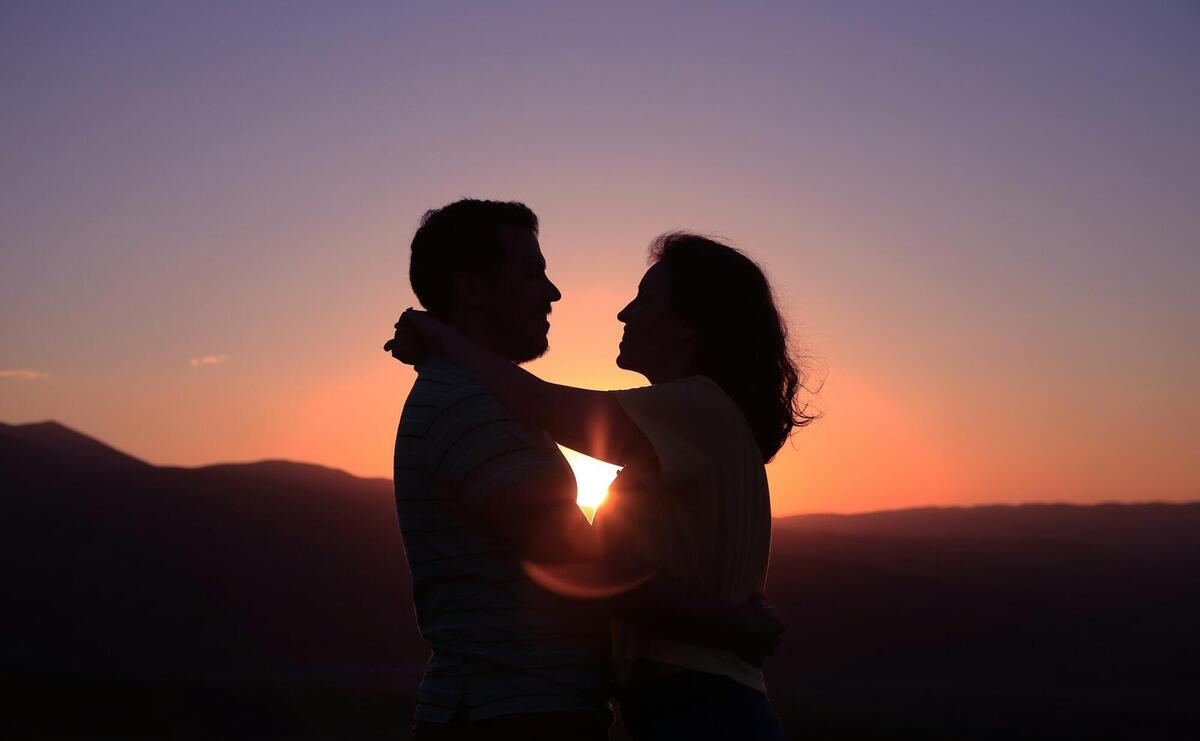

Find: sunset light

[2,2,1197,519]
[560,446,620,522]
[4,4,1199,738]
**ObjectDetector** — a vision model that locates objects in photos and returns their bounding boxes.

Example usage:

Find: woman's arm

[521,560,784,665]
[387,310,653,467]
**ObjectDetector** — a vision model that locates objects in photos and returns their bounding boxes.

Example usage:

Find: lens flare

[560,446,620,522]
[521,560,656,599]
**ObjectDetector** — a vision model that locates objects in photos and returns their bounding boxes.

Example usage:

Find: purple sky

[3,2,1198,514]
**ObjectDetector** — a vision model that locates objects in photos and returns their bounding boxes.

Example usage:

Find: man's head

[410,199,560,362]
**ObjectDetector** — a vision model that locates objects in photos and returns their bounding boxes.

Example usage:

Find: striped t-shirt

[393,356,611,723]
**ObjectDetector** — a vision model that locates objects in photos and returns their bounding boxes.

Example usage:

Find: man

[390,199,777,740]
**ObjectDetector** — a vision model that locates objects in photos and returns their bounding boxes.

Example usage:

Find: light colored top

[394,356,610,723]
[597,375,772,693]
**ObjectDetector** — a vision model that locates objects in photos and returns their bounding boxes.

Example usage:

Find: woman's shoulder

[679,375,744,420]
[651,376,756,449]
[615,375,729,424]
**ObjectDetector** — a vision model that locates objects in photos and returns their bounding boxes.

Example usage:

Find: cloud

[189,354,229,368]
[0,369,49,380]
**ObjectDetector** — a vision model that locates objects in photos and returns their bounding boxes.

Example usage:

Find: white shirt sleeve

[611,376,739,491]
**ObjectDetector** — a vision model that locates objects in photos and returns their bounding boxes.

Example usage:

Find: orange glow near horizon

[560,446,621,523]
[2,4,1198,516]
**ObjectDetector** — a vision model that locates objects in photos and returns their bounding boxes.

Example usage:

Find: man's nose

[617,302,632,323]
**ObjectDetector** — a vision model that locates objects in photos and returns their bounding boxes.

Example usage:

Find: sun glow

[560,446,621,522]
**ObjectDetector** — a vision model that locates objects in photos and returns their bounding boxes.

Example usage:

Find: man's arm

[610,572,783,665]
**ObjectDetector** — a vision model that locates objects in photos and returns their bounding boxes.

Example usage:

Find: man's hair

[409,199,539,317]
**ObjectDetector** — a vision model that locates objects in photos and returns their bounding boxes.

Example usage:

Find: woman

[389,232,813,740]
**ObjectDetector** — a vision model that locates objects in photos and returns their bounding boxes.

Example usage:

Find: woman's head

[616,232,816,461]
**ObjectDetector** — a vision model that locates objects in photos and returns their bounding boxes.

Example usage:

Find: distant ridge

[191,460,389,488]
[3,420,1192,519]
[772,496,1200,529]
[0,420,150,474]
[0,420,384,484]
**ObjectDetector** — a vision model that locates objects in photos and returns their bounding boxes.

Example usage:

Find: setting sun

[560,446,621,522]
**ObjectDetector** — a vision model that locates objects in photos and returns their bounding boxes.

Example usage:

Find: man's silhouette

[395,200,611,740]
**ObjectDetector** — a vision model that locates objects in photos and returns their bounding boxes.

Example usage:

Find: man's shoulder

[403,359,529,448]
[416,355,483,388]
[408,356,493,407]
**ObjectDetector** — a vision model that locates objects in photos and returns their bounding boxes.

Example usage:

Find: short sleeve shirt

[595,376,771,693]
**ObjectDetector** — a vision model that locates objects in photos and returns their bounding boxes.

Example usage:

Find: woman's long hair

[650,232,817,461]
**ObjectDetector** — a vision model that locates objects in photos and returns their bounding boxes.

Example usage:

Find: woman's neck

[644,357,695,385]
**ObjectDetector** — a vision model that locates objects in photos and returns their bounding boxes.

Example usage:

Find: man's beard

[486,314,549,364]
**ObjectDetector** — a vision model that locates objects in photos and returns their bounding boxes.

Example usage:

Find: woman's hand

[383,308,449,365]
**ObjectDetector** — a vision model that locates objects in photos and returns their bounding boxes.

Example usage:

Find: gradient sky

[3,2,1198,515]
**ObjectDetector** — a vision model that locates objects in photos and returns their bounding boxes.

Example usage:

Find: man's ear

[450,271,491,309]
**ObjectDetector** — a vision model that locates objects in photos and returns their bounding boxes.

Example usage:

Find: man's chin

[511,336,550,364]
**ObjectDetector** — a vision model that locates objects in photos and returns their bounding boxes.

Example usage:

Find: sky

[2,1,1198,515]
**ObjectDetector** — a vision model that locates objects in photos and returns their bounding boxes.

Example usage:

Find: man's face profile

[479,226,561,363]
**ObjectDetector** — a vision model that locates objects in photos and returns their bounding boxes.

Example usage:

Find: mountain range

[3,421,1197,739]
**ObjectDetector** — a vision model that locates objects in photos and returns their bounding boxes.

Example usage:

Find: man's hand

[732,594,785,667]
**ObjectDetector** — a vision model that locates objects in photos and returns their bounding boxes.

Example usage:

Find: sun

[559,446,621,523]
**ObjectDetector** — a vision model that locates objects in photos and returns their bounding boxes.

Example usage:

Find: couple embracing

[385,198,813,740]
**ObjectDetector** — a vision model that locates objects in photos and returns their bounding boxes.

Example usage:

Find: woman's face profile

[615,263,695,382]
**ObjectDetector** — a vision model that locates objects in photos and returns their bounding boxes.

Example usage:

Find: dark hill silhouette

[764,515,1200,740]
[2,421,1197,739]
[0,420,150,476]
[1,421,421,682]
[776,502,1200,555]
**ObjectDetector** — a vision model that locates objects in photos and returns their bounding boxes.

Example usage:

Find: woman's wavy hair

[649,232,817,461]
